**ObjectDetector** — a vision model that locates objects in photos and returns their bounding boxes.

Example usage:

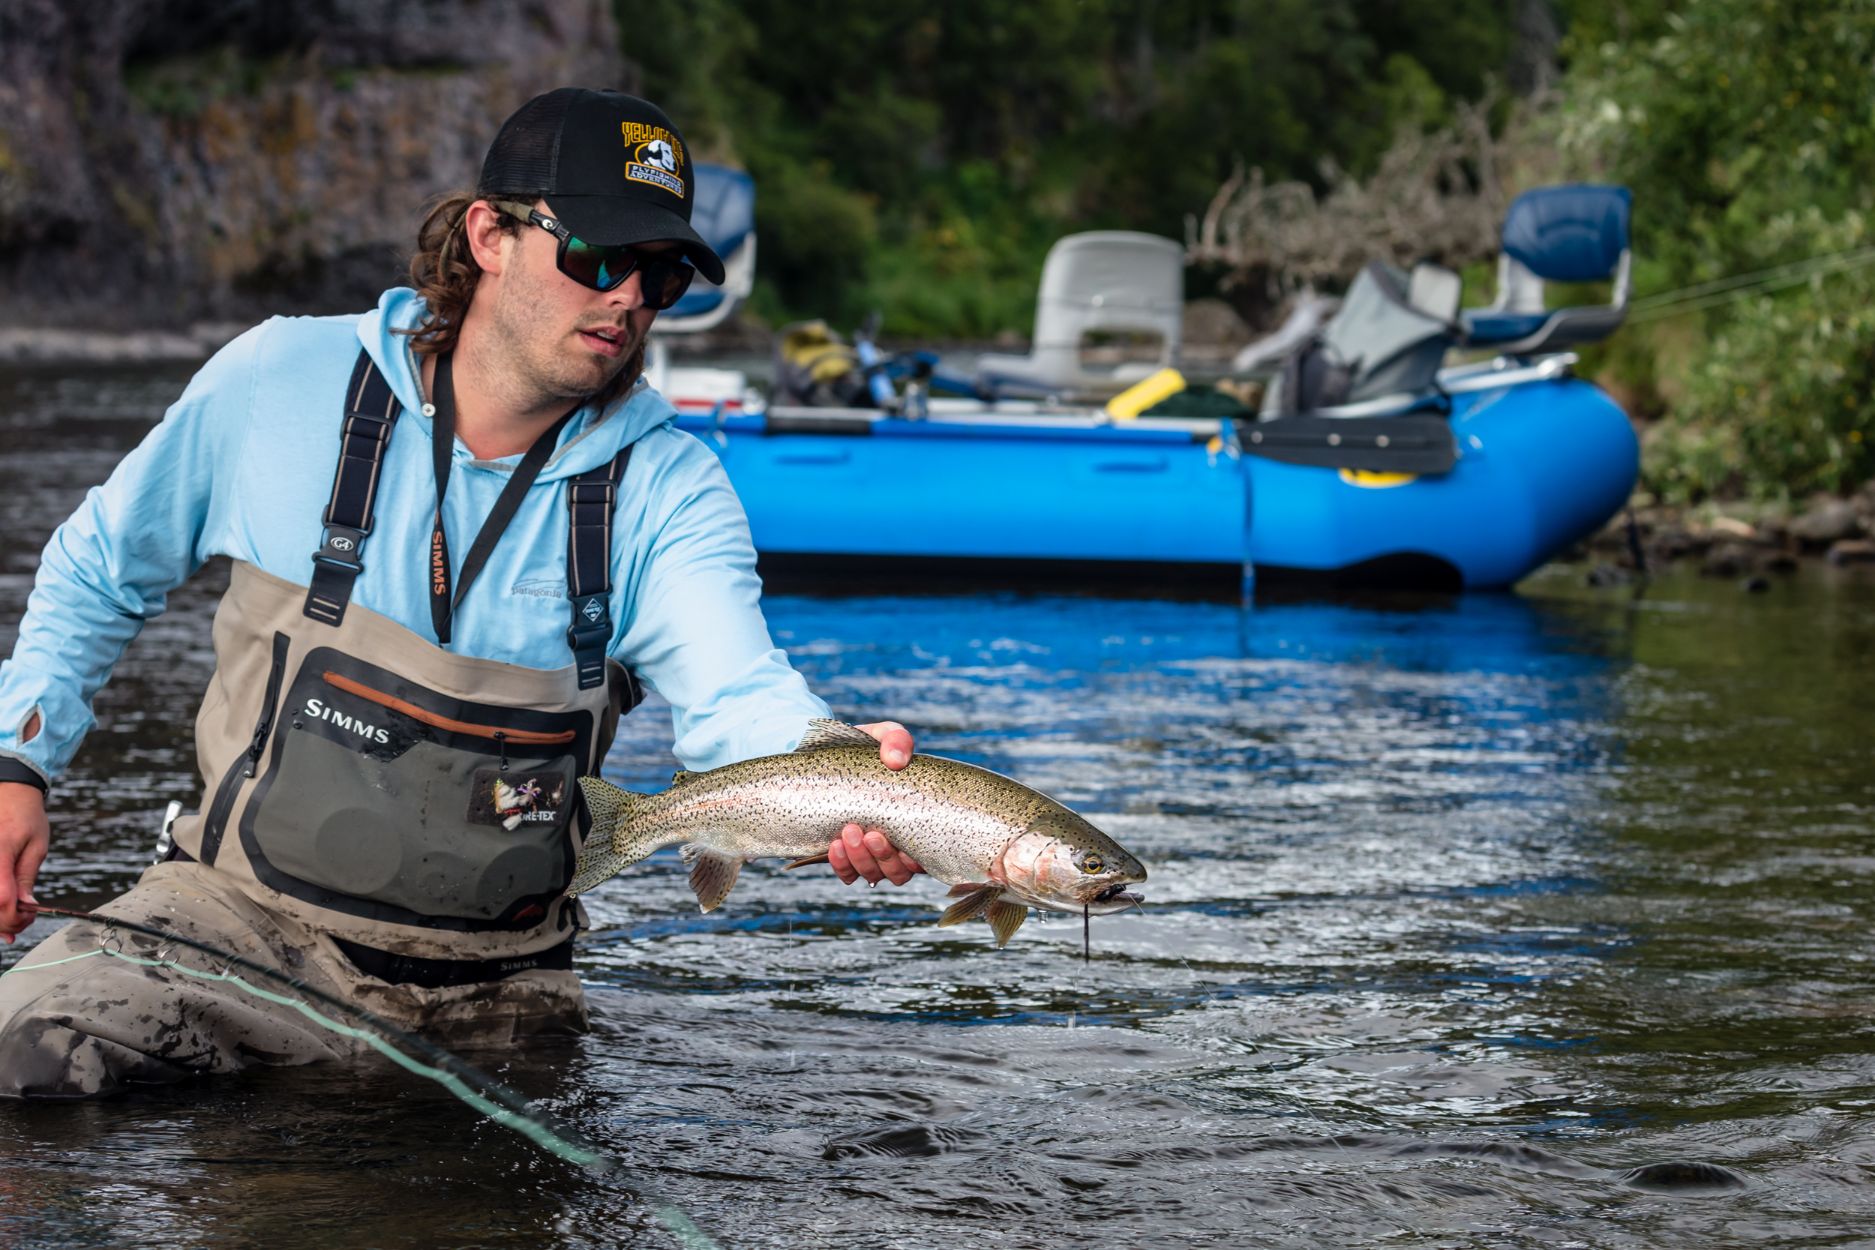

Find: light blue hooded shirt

[0,288,830,787]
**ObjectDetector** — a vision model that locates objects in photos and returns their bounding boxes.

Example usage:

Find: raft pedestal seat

[975,231,1185,401]
[1461,184,1632,355]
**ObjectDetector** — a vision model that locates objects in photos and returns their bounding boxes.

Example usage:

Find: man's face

[482,200,672,402]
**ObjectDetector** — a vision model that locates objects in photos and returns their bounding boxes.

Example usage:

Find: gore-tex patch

[467,768,569,831]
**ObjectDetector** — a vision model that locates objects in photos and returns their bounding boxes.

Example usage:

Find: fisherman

[0,88,923,1097]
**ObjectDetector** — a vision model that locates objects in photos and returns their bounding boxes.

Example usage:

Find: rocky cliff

[0,0,626,336]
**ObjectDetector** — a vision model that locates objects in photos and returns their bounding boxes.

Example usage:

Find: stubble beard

[491,266,644,408]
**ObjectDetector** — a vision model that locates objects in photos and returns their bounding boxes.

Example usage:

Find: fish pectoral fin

[794,718,884,753]
[985,900,1029,948]
[782,852,830,870]
[680,845,745,913]
[938,884,1000,927]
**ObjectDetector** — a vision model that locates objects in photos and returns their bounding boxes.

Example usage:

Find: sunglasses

[492,201,697,310]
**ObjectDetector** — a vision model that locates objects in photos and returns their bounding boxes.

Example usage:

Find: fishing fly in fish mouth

[570,718,1147,958]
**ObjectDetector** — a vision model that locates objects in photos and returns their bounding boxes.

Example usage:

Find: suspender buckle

[567,594,612,689]
[566,596,611,651]
[312,524,369,572]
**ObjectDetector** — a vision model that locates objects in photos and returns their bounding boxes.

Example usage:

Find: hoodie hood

[354,287,677,481]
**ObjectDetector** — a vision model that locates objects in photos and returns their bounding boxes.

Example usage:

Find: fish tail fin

[938,884,999,927]
[568,776,651,896]
[680,845,745,913]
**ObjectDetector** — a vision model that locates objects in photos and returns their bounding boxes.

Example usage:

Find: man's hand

[828,721,924,887]
[0,782,49,945]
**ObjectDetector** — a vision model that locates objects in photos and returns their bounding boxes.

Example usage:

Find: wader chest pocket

[240,651,592,928]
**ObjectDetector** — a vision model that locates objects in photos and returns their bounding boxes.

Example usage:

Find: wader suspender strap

[565,447,634,690]
[306,349,635,684]
[305,352,400,626]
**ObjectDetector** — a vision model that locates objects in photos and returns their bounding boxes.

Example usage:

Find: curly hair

[400,193,648,406]
[402,191,508,357]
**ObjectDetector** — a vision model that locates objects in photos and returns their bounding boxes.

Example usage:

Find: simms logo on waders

[302,696,392,744]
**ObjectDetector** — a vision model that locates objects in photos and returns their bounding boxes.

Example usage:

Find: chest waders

[169,351,642,968]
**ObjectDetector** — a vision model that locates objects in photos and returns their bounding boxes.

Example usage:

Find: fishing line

[1628,244,1875,322]
[7,903,722,1250]
[1128,897,1431,1231]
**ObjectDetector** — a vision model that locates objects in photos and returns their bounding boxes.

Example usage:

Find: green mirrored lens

[641,258,696,310]
[557,233,696,308]
[561,236,624,291]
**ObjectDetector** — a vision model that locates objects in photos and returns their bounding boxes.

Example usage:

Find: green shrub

[1557,0,1875,499]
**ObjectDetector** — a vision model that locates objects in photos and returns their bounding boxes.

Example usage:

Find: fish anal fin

[794,718,882,753]
[938,884,999,927]
[783,852,830,870]
[986,899,1029,948]
[680,845,745,913]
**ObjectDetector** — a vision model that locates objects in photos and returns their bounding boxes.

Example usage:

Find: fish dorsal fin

[670,768,692,786]
[794,718,880,753]
[680,844,745,913]
[938,884,999,927]
[986,899,1028,948]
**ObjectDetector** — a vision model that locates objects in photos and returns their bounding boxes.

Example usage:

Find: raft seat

[975,231,1184,401]
[1461,184,1632,355]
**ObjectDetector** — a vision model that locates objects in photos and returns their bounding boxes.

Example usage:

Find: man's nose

[604,270,647,312]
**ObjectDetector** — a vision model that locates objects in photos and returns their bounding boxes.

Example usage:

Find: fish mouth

[1087,884,1144,912]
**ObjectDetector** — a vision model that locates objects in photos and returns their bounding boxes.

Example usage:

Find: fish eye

[1081,854,1104,875]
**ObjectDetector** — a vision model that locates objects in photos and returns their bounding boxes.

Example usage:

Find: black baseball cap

[478,88,726,285]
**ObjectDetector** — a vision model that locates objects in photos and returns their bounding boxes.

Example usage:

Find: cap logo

[621,121,686,199]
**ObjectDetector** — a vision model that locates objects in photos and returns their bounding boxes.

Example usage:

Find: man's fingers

[857,721,913,770]
[839,823,882,881]
[860,828,920,885]
[17,837,45,907]
[828,824,862,884]
[0,854,16,939]
[828,823,925,888]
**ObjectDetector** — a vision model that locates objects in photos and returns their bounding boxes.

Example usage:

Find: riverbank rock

[1827,539,1875,566]
[1788,497,1864,547]
[0,0,624,333]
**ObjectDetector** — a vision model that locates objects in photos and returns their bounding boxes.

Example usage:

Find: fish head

[992,806,1146,915]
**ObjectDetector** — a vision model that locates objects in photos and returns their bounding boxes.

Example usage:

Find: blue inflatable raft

[657,182,1640,593]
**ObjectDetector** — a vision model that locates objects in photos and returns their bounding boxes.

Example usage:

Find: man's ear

[463,200,511,276]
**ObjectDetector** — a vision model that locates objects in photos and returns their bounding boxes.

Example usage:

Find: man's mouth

[578,326,627,358]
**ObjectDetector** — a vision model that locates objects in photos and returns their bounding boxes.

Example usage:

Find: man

[0,88,920,1097]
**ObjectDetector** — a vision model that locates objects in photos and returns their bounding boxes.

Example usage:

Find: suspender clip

[312,524,370,572]
[567,595,612,690]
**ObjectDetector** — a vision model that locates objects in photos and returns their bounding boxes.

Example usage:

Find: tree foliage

[623,0,1518,335]
[1555,0,1875,500]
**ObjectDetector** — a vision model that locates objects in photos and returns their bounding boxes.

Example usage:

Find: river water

[2,364,1873,1248]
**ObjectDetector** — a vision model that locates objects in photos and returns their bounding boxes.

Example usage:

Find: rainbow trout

[570,719,1146,948]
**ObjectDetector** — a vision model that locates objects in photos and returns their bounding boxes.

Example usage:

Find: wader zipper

[200,631,290,865]
[320,671,576,746]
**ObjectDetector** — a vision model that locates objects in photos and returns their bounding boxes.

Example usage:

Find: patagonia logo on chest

[301,696,392,744]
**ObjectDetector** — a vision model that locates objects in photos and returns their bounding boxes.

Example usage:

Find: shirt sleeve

[613,430,829,771]
[0,323,264,785]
